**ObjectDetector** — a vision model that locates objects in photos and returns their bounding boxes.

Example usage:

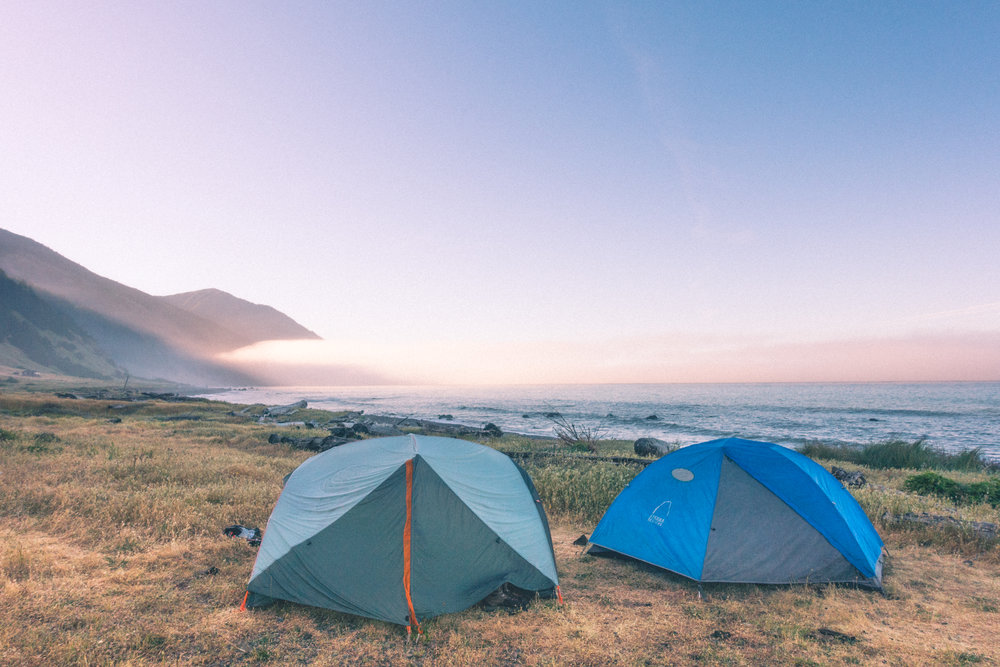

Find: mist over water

[203,382,1000,461]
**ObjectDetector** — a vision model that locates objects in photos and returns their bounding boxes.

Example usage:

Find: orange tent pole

[403,459,421,634]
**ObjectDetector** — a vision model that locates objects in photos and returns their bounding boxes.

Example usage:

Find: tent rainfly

[243,434,560,630]
[588,437,884,589]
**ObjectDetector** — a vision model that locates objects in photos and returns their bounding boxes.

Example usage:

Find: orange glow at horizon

[217,332,1000,386]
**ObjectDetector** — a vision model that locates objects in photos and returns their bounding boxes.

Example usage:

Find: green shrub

[903,471,1000,508]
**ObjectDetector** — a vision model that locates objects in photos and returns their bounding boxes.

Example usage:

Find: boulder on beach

[634,437,673,457]
[482,422,502,438]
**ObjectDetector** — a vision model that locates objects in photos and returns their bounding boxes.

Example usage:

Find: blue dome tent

[244,434,560,630]
[588,438,883,589]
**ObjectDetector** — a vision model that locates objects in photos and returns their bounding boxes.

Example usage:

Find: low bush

[903,471,1000,508]
[799,438,994,471]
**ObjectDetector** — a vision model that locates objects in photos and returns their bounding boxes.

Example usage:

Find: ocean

[200,382,1000,462]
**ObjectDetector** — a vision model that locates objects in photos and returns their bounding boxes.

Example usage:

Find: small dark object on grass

[812,628,857,644]
[224,525,262,547]
[479,583,534,612]
[55,392,78,399]
[831,466,867,488]
[106,417,122,424]
[710,630,731,640]
[202,566,220,576]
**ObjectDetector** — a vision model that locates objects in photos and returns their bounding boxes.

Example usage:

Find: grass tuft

[523,459,640,524]
[799,438,995,471]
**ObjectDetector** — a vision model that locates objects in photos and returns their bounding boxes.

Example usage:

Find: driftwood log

[881,511,998,541]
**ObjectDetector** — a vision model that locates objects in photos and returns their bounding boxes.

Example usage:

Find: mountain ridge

[0,228,320,385]
[161,288,320,343]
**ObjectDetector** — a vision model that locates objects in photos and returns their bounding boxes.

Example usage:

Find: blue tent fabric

[588,437,883,587]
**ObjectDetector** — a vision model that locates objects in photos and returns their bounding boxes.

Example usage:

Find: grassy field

[1,387,998,666]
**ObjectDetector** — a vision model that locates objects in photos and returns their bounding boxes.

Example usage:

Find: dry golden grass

[1,392,998,666]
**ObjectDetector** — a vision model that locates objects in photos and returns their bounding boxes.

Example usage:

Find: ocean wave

[200,382,1000,460]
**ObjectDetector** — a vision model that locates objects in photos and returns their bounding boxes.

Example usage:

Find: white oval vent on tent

[671,468,694,482]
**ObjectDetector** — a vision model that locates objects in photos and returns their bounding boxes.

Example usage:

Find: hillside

[0,228,319,385]
[0,229,249,355]
[161,288,319,342]
[0,270,121,379]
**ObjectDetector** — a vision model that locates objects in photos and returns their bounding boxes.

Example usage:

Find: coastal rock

[644,414,660,421]
[482,422,503,438]
[329,423,371,438]
[268,432,351,451]
[366,423,405,437]
[634,437,673,457]
[831,466,867,488]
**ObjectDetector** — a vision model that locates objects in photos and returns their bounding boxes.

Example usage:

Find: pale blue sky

[2,2,999,382]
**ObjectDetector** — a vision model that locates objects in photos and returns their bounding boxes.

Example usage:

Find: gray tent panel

[410,458,554,618]
[249,465,408,623]
[701,457,860,584]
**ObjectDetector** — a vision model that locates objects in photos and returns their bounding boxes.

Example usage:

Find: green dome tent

[243,434,559,631]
